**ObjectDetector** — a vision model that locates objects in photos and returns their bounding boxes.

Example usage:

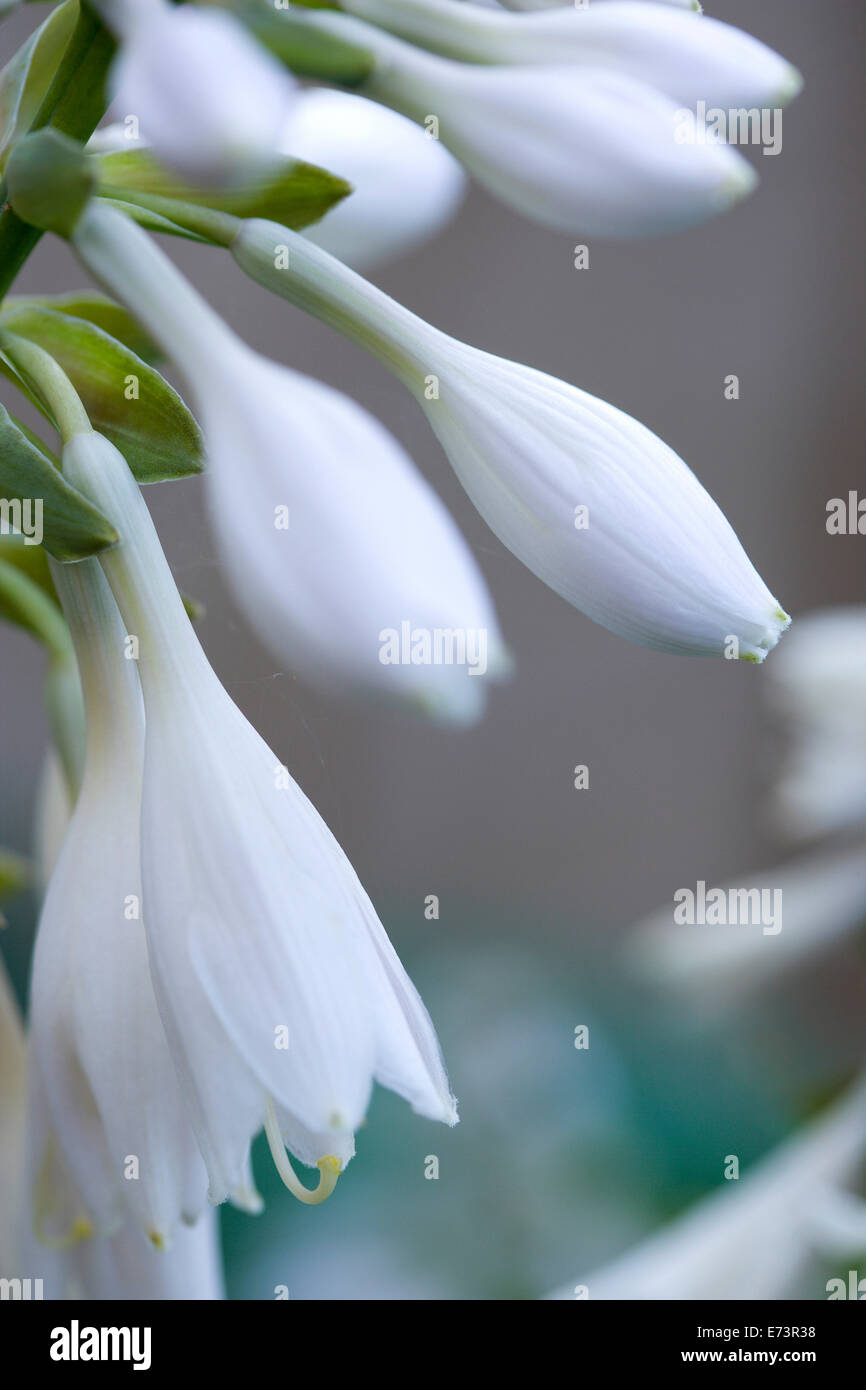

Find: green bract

[0,0,78,171]
[0,405,117,561]
[93,146,352,246]
[2,291,161,364]
[0,305,204,483]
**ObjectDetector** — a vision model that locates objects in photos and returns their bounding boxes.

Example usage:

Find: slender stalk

[0,332,91,442]
[0,3,116,300]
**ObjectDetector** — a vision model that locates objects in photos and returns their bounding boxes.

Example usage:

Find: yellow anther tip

[318,1155,342,1177]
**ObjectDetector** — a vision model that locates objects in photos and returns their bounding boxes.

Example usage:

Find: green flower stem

[95,190,241,248]
[0,332,91,442]
[0,3,115,300]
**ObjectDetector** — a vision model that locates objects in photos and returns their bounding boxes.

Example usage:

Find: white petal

[108,5,296,186]
[281,89,466,270]
[202,341,508,724]
[31,546,208,1241]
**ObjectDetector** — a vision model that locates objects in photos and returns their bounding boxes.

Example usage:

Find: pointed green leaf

[94,147,351,233]
[0,406,117,559]
[0,0,79,171]
[0,305,204,483]
[2,291,162,364]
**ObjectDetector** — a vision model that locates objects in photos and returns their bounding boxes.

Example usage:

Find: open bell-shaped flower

[61,427,458,1208]
[29,546,209,1246]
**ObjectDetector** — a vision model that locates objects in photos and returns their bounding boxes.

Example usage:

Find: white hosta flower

[628,846,866,1008]
[30,549,209,1245]
[342,0,800,110]
[280,88,466,270]
[0,954,26,1278]
[767,606,866,839]
[61,427,457,1207]
[233,225,790,660]
[549,1078,866,1300]
[21,1060,224,1300]
[73,202,507,722]
[97,0,296,185]
[499,0,699,11]
[293,10,756,236]
[33,747,73,894]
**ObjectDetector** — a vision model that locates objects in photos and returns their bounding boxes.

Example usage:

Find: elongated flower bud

[96,0,297,186]
[232,223,790,661]
[61,428,457,1207]
[72,203,507,722]
[30,541,208,1246]
[340,0,801,110]
[288,10,756,236]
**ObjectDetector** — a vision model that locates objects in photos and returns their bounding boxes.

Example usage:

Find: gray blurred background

[1,0,864,1298]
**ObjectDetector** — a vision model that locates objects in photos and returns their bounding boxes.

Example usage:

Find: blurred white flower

[30,547,209,1245]
[280,88,466,270]
[74,201,506,723]
[768,606,866,840]
[629,845,866,1009]
[0,954,26,1279]
[499,0,698,11]
[341,0,801,109]
[97,0,296,185]
[549,1077,866,1300]
[296,9,759,236]
[62,425,458,1209]
[233,224,790,661]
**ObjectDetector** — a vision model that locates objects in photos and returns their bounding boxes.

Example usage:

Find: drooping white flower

[29,547,209,1246]
[96,0,297,186]
[549,1078,866,1300]
[0,953,26,1279]
[61,425,458,1208]
[21,1058,224,1300]
[290,9,757,236]
[280,88,466,270]
[767,606,866,839]
[73,201,508,723]
[499,0,698,11]
[32,747,73,895]
[232,224,790,661]
[340,0,801,110]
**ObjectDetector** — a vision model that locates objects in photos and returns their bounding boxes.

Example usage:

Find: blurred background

[1,1,864,1298]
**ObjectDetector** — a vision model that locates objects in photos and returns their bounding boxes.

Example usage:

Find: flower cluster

[0,0,803,1299]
